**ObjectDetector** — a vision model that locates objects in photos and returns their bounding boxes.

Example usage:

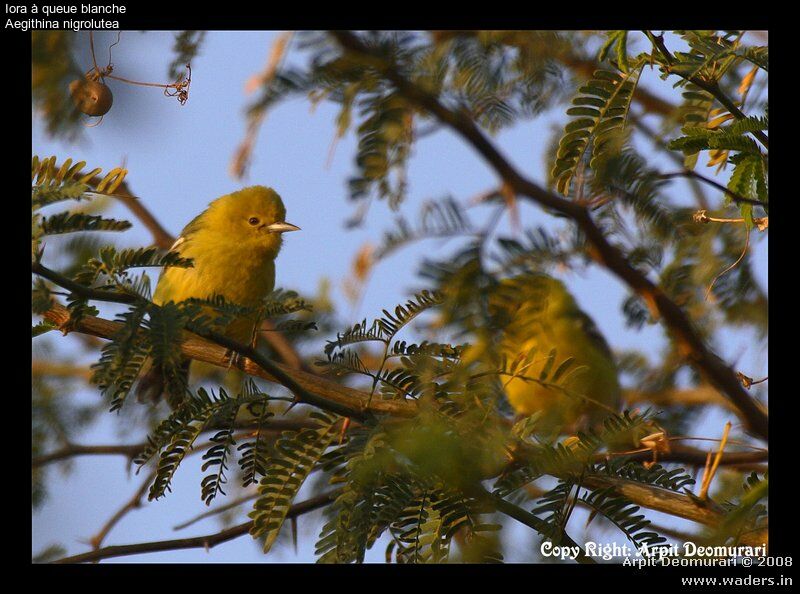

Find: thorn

[737,372,754,389]
[698,421,732,500]
[339,417,352,444]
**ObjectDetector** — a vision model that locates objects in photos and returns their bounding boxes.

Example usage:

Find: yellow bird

[490,273,621,431]
[136,186,299,405]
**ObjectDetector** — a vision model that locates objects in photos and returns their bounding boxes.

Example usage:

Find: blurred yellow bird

[490,273,621,430]
[136,186,299,404]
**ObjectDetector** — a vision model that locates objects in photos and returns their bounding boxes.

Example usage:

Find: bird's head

[206,186,300,259]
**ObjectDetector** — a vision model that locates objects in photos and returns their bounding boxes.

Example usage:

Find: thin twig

[705,224,750,301]
[600,443,766,468]
[661,170,768,208]
[481,488,595,564]
[631,115,711,209]
[231,32,293,179]
[88,469,156,551]
[32,418,317,467]
[173,491,258,531]
[32,443,143,468]
[53,490,338,564]
[693,210,768,229]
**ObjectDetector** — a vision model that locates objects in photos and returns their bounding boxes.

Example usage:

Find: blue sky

[32,31,767,562]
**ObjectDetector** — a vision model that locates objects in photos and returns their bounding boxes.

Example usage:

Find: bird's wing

[152,209,208,304]
[168,209,206,255]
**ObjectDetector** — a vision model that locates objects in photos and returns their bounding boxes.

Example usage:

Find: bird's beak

[265,221,301,234]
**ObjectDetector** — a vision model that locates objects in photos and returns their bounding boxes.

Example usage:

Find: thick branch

[41,301,418,421]
[585,474,723,526]
[52,491,337,564]
[329,31,768,441]
[588,479,767,548]
[582,476,764,548]
[92,179,174,251]
[34,259,419,419]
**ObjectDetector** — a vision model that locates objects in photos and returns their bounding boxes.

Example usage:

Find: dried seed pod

[69,77,113,117]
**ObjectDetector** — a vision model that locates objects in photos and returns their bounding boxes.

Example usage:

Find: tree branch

[34,259,421,419]
[52,490,338,563]
[92,179,174,251]
[329,31,768,441]
[173,490,257,531]
[89,469,156,551]
[32,417,323,467]
[31,361,92,380]
[605,443,768,468]
[475,487,596,564]
[558,53,677,117]
[659,170,768,208]
[642,31,768,150]
[40,301,418,421]
[34,261,361,417]
[32,443,142,467]
[581,476,764,548]
[585,474,723,526]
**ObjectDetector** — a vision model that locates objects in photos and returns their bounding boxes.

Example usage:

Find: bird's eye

[248,217,260,226]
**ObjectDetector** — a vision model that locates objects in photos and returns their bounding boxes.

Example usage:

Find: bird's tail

[135,358,191,409]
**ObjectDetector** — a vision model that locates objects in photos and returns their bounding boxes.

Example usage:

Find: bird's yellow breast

[153,238,277,343]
